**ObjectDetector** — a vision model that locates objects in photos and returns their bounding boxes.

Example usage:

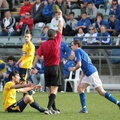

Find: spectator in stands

[50,11,66,31]
[41,0,55,23]
[73,28,85,44]
[78,1,86,14]
[7,0,14,11]
[96,25,112,45]
[0,0,9,8]
[93,0,105,9]
[15,0,33,22]
[95,13,107,33]
[59,41,71,92]
[31,56,45,92]
[55,0,69,20]
[109,0,120,20]
[0,60,6,81]
[31,0,44,24]
[66,0,79,10]
[107,14,120,36]
[11,11,34,36]
[5,56,19,83]
[64,51,75,78]
[83,25,98,45]
[0,11,16,36]
[64,51,75,92]
[86,2,98,24]
[37,26,49,44]
[82,0,93,6]
[109,0,120,4]
[75,12,91,33]
[63,11,78,36]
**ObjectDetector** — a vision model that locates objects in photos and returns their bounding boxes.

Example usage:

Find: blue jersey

[6,62,19,74]
[75,48,97,76]
[35,59,44,74]
[64,60,75,77]
[60,41,71,61]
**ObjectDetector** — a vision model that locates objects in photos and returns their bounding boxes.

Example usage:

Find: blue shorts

[7,98,27,112]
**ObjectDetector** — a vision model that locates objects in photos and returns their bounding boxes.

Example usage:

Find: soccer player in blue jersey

[69,40,120,113]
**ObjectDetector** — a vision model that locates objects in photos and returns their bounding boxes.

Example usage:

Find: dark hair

[72,40,82,47]
[8,71,19,81]
[69,11,75,16]
[96,13,103,19]
[88,2,93,5]
[25,30,32,35]
[54,11,59,15]
[47,29,56,39]
[26,11,31,15]
[81,12,87,15]
[112,0,118,4]
[7,56,16,62]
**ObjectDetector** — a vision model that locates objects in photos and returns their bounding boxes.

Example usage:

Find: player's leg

[77,82,89,113]
[92,71,120,108]
[96,86,120,107]
[44,66,61,115]
[24,95,45,112]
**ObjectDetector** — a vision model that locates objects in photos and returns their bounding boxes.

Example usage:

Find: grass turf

[0,91,120,120]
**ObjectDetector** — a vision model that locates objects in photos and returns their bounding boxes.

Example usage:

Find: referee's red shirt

[36,31,62,66]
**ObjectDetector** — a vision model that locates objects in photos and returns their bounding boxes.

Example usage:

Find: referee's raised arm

[58,9,63,34]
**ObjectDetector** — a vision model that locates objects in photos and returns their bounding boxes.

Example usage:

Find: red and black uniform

[36,31,62,86]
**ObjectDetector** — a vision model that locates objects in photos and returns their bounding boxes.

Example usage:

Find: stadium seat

[0,37,9,45]
[8,36,21,45]
[64,68,82,92]
[98,9,106,15]
[32,29,42,37]
[32,37,39,45]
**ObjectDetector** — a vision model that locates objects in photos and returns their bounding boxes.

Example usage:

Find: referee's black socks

[47,94,56,110]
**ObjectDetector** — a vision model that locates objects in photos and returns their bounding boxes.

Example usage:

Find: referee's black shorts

[44,65,61,87]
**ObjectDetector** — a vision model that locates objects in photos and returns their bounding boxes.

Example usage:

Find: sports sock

[79,93,87,111]
[49,96,57,110]
[30,100,45,112]
[105,91,120,107]
[47,94,56,110]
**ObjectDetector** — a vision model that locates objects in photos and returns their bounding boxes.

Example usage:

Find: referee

[31,9,63,115]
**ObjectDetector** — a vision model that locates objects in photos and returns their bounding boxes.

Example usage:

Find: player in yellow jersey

[3,71,45,112]
[16,31,35,85]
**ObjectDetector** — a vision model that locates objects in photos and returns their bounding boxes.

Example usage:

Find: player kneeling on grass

[3,71,45,112]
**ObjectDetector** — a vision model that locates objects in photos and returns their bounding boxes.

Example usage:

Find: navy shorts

[44,66,61,87]
[7,98,27,112]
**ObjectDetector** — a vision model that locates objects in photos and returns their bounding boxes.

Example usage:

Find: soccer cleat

[51,109,60,114]
[28,90,35,95]
[79,110,88,113]
[44,108,53,115]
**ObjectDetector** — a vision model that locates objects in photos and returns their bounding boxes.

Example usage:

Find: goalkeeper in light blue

[69,40,120,113]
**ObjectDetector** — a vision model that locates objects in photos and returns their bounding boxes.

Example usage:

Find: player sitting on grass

[3,71,45,113]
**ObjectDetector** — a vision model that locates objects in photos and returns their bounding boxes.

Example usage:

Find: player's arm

[58,9,63,34]
[68,61,81,71]
[32,55,40,69]
[18,84,41,93]
[10,82,33,89]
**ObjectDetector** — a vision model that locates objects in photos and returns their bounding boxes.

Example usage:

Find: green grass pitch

[0,92,120,120]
